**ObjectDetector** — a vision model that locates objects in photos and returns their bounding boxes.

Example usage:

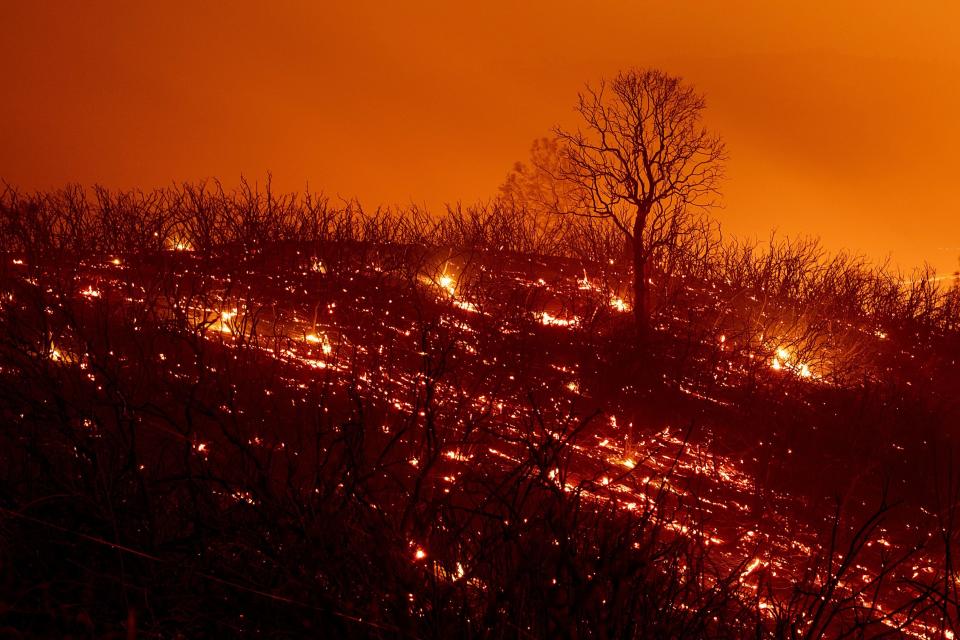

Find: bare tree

[500,137,585,219]
[552,68,726,336]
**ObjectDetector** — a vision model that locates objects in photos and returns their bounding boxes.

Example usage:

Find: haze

[2,1,958,274]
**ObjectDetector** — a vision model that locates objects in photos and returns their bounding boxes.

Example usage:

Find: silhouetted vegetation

[0,179,959,638]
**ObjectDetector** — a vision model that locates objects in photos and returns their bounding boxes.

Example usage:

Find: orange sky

[2,1,958,274]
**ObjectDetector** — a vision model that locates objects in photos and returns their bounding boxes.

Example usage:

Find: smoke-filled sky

[2,1,958,274]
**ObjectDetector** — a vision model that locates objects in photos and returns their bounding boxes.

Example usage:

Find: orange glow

[2,3,958,275]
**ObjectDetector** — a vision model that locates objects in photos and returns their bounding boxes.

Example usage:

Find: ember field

[1,192,960,638]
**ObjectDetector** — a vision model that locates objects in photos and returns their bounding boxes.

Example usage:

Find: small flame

[306,332,334,354]
[578,271,595,291]
[610,296,630,312]
[740,557,764,580]
[536,312,579,328]
[770,346,816,380]
[438,274,455,294]
[218,309,237,333]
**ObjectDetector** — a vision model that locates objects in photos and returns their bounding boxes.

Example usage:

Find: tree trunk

[632,209,650,339]
[633,240,649,338]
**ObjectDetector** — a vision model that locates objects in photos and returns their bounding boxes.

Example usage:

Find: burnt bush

[0,181,958,637]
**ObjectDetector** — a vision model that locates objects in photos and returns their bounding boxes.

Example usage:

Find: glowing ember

[421,266,481,313]
[740,557,764,580]
[305,332,334,354]
[770,346,816,379]
[535,311,579,328]
[215,309,237,333]
[453,299,479,313]
[438,274,455,294]
[47,343,78,364]
[578,271,595,290]
[610,296,630,312]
